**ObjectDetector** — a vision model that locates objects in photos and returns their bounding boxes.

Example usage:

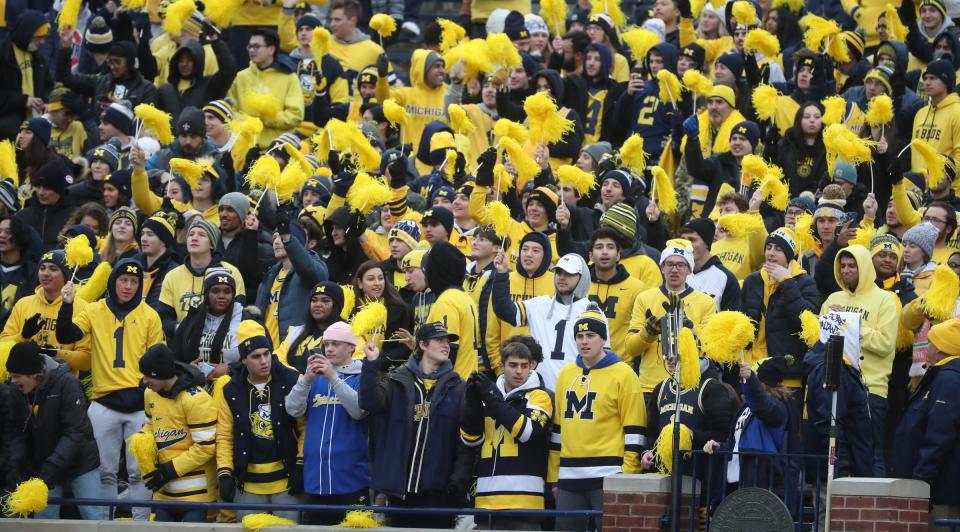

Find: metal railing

[936,519,960,531]
[673,450,829,532]
[45,497,602,530]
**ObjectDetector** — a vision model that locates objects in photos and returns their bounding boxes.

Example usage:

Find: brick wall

[830,494,929,531]
[603,490,668,531]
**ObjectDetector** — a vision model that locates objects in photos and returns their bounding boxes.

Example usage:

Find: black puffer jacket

[15,193,77,251]
[0,10,52,141]
[741,270,822,377]
[8,355,100,487]
[0,383,27,493]
[56,40,157,108]
[157,39,237,119]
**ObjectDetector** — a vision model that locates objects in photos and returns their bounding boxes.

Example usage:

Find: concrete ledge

[831,477,930,499]
[0,520,428,532]
[604,473,699,493]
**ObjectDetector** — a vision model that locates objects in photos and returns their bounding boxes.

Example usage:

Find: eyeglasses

[247,44,264,51]
[949,262,960,269]
[922,215,948,226]
[786,208,805,216]
[662,262,689,271]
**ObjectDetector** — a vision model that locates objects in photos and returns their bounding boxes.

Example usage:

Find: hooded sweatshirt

[580,43,625,145]
[227,54,305,148]
[491,253,601,390]
[377,49,447,172]
[149,32,220,89]
[0,285,90,372]
[589,264,646,356]
[820,245,899,398]
[57,258,165,409]
[486,232,555,374]
[328,29,386,83]
[911,92,960,173]
[159,254,246,328]
[158,39,237,120]
[425,241,480,380]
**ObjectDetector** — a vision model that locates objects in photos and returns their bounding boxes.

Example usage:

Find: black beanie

[107,41,137,68]
[730,120,761,148]
[682,217,716,248]
[312,281,344,319]
[925,59,956,91]
[6,342,43,375]
[139,344,177,379]
[32,160,69,196]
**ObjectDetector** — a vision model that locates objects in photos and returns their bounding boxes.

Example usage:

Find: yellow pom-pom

[485,200,513,237]
[540,0,568,37]
[58,0,82,29]
[448,104,474,135]
[865,95,894,127]
[922,265,960,321]
[744,28,780,58]
[369,13,397,38]
[759,171,789,210]
[351,301,388,337]
[799,310,820,347]
[619,134,647,175]
[500,137,539,187]
[657,69,681,104]
[621,27,661,63]
[913,139,949,190]
[823,123,875,176]
[557,165,596,196]
[487,32,522,70]
[65,235,94,269]
[383,99,410,128]
[682,69,713,96]
[347,172,391,214]
[243,92,281,120]
[134,104,174,145]
[772,0,804,13]
[169,158,204,191]
[443,38,494,80]
[162,0,197,36]
[128,431,158,476]
[732,0,757,26]
[438,18,466,53]
[0,139,18,187]
[443,149,457,181]
[654,418,693,474]
[794,212,816,254]
[524,92,574,144]
[242,513,296,531]
[802,14,841,54]
[493,119,529,145]
[678,328,700,391]
[718,213,764,238]
[284,142,315,176]
[203,0,242,28]
[848,226,876,248]
[752,84,779,121]
[821,96,847,126]
[493,163,514,192]
[2,478,48,517]
[120,0,148,10]
[246,155,281,191]
[277,160,308,204]
[311,27,331,57]
[590,0,625,28]
[740,154,768,183]
[650,166,678,215]
[227,114,263,172]
[701,311,756,365]
[339,509,382,528]
[885,4,909,42]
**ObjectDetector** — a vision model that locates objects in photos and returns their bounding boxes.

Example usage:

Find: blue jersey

[303,372,369,495]
[625,84,674,161]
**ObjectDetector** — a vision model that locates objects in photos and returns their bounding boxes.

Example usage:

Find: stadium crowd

[1,0,960,529]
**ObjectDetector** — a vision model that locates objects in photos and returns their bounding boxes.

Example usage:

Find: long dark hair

[352,260,405,311]
[287,289,342,359]
[787,101,825,143]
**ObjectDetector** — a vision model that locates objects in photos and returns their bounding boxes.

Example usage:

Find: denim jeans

[36,468,106,521]
[868,394,888,477]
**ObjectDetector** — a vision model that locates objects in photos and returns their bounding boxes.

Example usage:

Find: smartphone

[199,362,215,378]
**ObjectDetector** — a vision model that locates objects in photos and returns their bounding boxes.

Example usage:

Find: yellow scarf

[697,108,745,157]
[14,46,34,96]
[759,260,807,308]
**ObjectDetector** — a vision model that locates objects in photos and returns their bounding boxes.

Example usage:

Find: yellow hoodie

[820,245,899,398]
[468,184,559,267]
[0,287,90,372]
[376,49,447,172]
[228,61,305,148]
[912,92,960,173]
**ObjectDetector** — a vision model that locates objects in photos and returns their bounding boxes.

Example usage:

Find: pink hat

[323,321,358,346]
